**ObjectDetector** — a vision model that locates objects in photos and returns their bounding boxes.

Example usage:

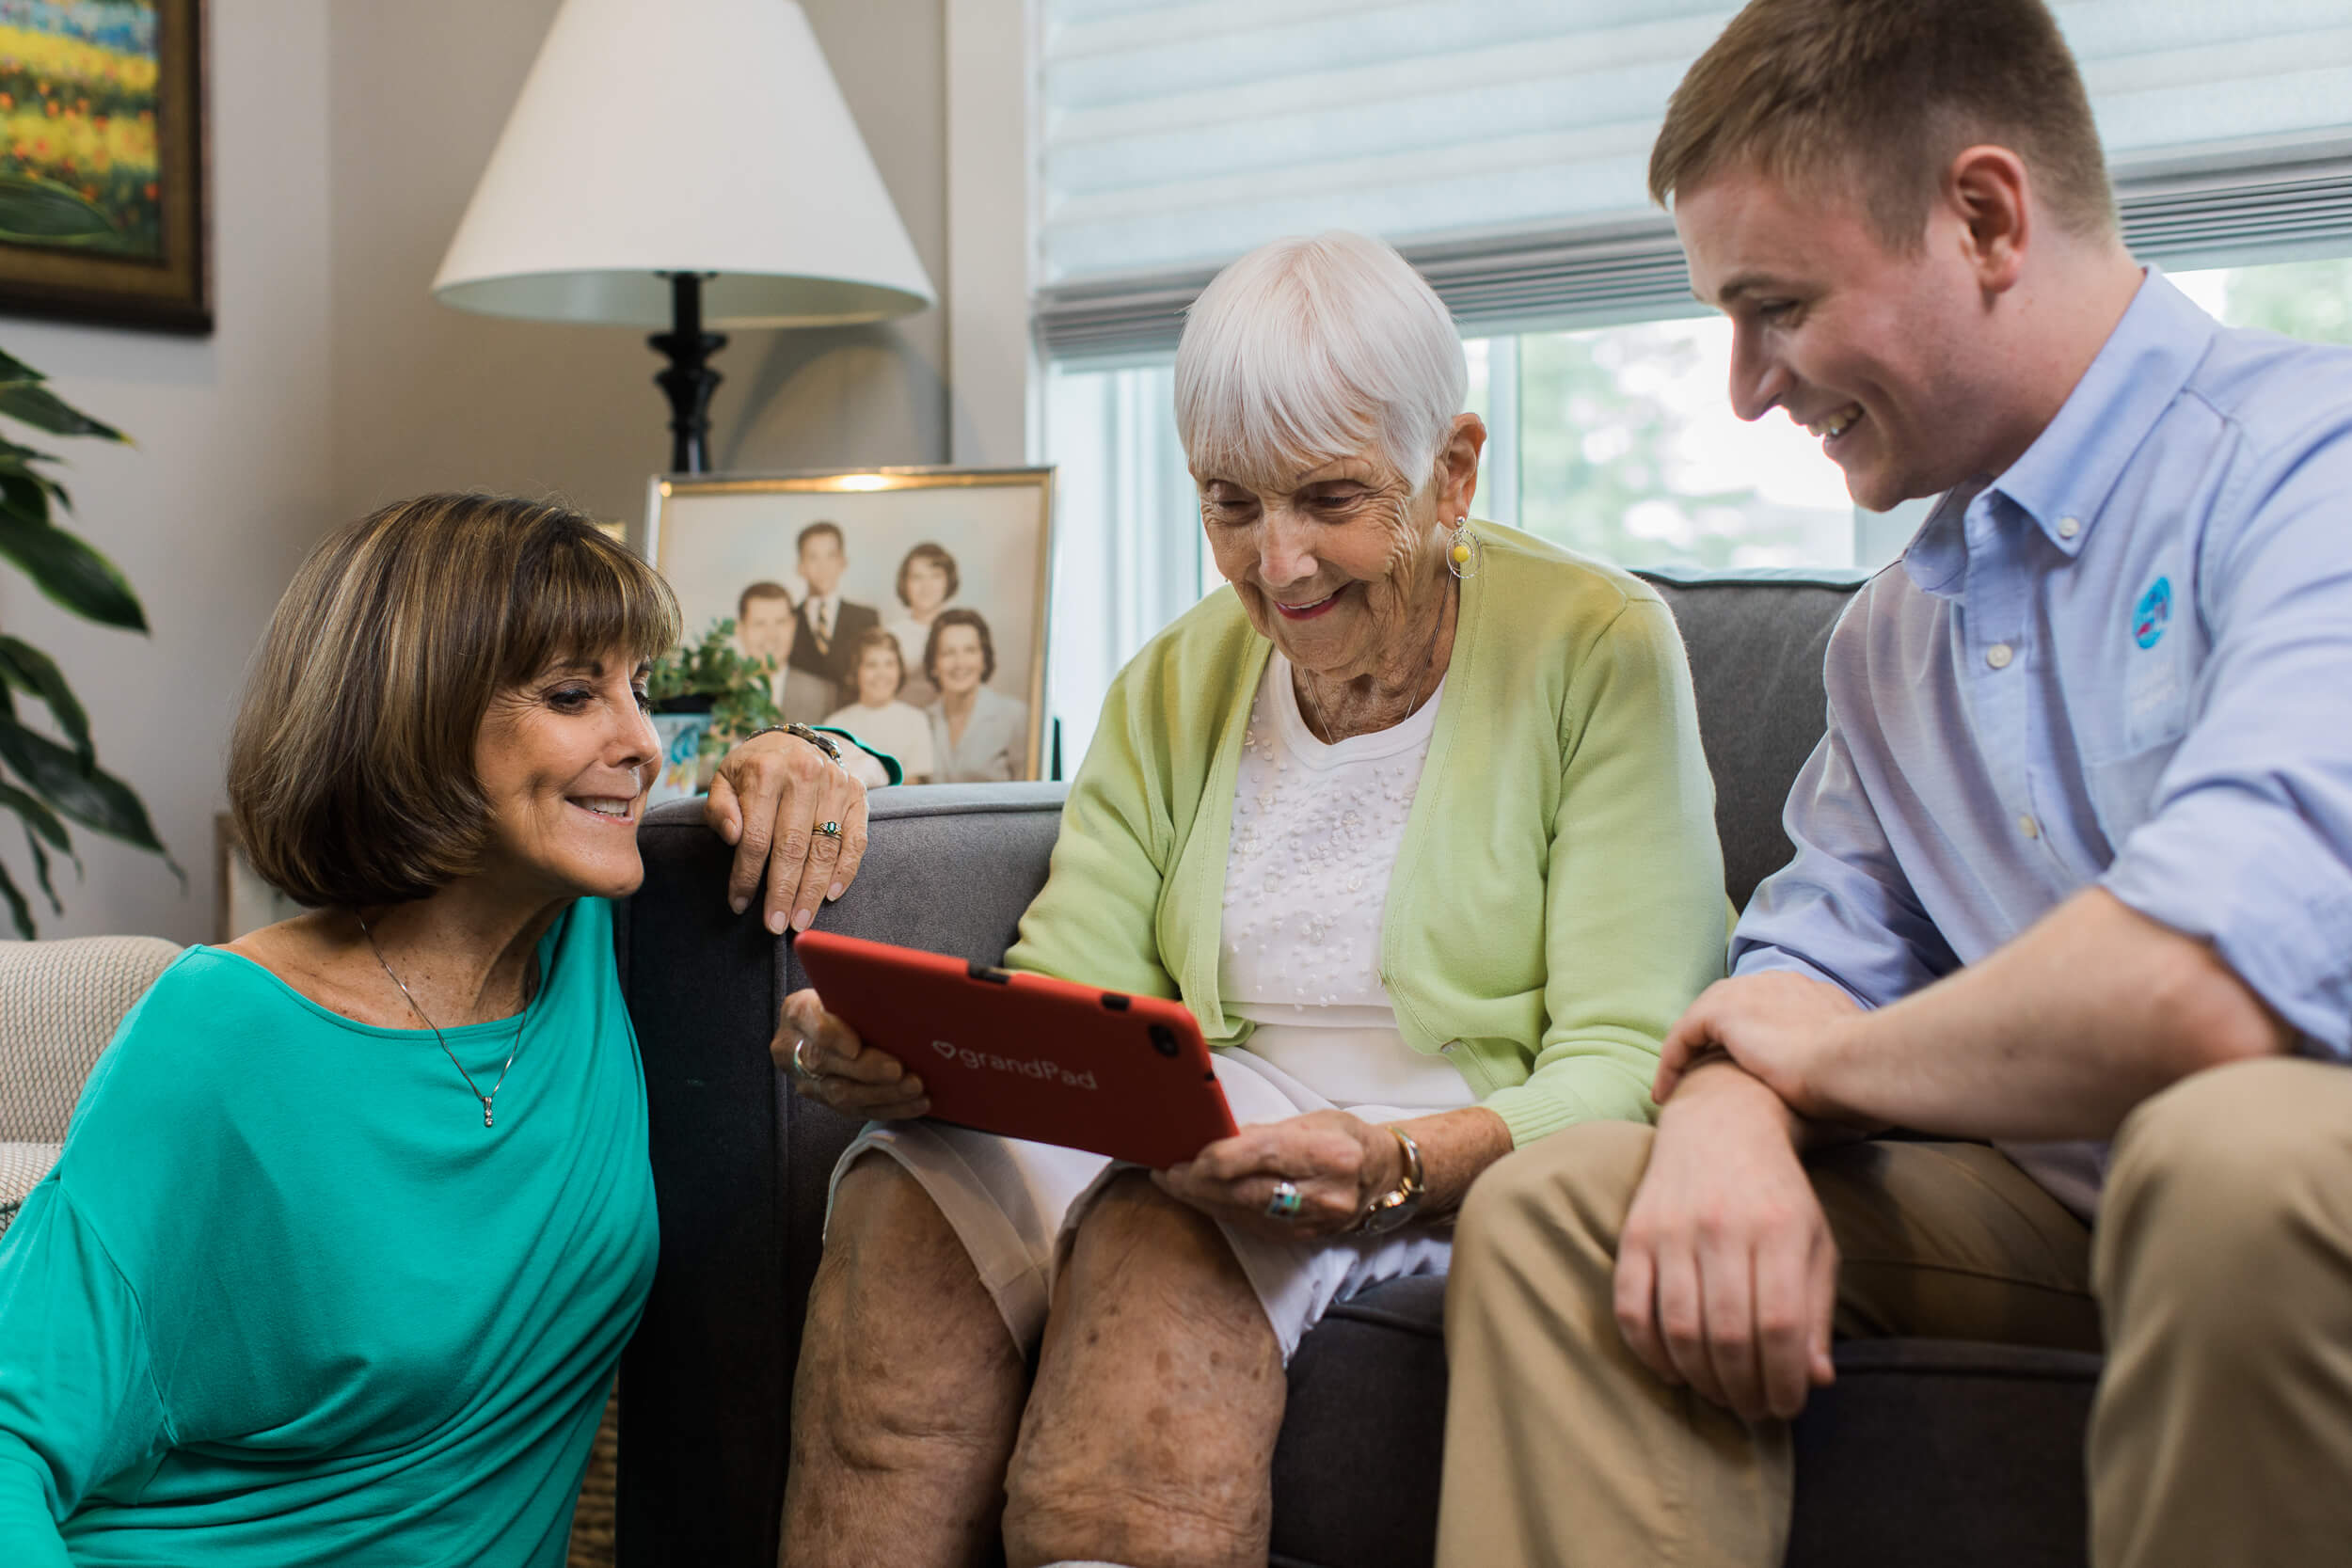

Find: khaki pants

[1438,1057,2352,1568]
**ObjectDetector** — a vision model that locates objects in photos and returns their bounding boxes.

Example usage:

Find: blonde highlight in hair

[1175,231,1467,492]
[1649,0,2117,252]
[228,494,681,909]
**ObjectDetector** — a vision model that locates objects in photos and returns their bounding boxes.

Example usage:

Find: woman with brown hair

[0,494,870,1565]
[924,607,1029,783]
[885,541,961,707]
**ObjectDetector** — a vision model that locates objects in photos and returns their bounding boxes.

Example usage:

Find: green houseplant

[646,617,785,771]
[0,170,184,935]
[0,345,170,937]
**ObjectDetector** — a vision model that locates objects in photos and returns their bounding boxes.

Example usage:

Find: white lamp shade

[433,0,936,329]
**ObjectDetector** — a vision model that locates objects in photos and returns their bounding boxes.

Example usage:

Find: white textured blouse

[1217,653,1474,1112]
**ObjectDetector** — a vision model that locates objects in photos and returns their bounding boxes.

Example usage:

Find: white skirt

[825,1046,1456,1363]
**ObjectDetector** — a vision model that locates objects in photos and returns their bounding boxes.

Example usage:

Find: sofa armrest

[0,934,181,1146]
[617,784,1066,1568]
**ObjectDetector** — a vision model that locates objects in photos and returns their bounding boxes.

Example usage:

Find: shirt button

[2018,814,2041,839]
[1986,643,2014,670]
[2058,515,2081,539]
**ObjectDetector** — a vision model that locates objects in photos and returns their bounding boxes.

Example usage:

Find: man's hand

[1654,971,1866,1119]
[705,731,870,934]
[1615,1061,1838,1422]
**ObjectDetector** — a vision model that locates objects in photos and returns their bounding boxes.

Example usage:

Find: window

[1042,255,2352,764]
[1033,2,2352,761]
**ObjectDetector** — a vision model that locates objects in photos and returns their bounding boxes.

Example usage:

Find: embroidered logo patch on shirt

[2132,577,2172,649]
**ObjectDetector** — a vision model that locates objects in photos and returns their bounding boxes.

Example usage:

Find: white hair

[1173,231,1468,492]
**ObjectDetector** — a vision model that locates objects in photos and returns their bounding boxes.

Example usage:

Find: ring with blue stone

[1264,1179,1304,1222]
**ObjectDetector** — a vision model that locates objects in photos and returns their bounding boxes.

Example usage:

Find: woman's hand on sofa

[772,989,930,1120]
[706,731,871,937]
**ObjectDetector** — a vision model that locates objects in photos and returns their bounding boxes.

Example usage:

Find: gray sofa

[614,571,2102,1568]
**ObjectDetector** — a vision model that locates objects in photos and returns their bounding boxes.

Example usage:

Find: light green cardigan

[1004,523,1728,1147]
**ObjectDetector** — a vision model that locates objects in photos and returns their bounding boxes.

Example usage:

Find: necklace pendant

[484,1100,495,1128]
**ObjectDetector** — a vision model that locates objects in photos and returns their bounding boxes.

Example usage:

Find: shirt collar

[1900,478,1988,598]
[1990,266,2215,555]
[1899,268,2215,597]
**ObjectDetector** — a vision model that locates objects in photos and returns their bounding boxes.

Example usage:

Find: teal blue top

[0,898,658,1567]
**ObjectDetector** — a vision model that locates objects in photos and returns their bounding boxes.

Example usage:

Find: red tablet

[793,930,1237,1169]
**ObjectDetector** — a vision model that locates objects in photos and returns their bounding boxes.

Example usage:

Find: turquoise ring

[1265,1180,1303,1221]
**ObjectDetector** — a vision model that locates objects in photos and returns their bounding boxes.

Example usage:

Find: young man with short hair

[1438,3,2352,1564]
[787,521,882,705]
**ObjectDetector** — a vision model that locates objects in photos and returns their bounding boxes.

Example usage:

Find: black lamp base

[650,272,725,475]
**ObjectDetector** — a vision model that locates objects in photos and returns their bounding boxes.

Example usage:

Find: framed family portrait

[0,0,210,333]
[646,467,1056,784]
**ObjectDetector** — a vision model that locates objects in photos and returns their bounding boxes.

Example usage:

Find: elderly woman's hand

[771,988,930,1120]
[1152,1111,1404,1238]
[706,731,874,936]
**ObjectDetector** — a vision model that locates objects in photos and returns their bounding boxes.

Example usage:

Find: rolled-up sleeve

[2100,438,2352,1053]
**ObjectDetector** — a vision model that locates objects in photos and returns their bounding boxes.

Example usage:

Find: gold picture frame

[646,467,1057,784]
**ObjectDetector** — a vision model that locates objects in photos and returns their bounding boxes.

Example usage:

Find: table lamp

[431,0,937,473]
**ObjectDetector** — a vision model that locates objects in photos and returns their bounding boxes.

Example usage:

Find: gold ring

[816,820,843,838]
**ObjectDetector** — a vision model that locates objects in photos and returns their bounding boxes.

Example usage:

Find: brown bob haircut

[228,493,682,909]
[923,607,996,686]
[1648,0,2118,252]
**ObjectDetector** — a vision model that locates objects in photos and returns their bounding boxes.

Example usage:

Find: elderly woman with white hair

[777,231,1727,1568]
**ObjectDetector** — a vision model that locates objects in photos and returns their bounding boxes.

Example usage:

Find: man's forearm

[1665,1056,1863,1155]
[1806,888,2291,1140]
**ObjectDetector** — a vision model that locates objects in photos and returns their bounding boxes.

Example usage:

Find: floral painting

[0,1,162,255]
[0,0,204,332]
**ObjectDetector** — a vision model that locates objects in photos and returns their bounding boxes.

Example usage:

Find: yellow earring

[1445,516,1481,579]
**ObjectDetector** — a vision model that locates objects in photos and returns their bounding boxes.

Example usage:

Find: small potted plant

[644,618,785,805]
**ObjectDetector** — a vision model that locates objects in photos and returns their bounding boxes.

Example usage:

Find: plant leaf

[0,174,115,245]
[0,717,168,859]
[0,858,31,940]
[0,637,93,768]
[0,775,73,854]
[0,489,147,631]
[0,380,126,442]
[21,824,58,914]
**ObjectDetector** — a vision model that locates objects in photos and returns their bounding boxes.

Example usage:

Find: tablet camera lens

[1148,1024,1180,1058]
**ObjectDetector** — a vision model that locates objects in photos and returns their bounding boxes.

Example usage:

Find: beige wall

[0,0,334,943]
[4,0,954,942]
[326,0,950,527]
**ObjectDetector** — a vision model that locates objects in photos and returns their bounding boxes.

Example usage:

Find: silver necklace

[356,914,528,1129]
[1297,580,1454,745]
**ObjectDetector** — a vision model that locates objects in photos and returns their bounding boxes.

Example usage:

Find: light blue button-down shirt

[1730,269,2352,1215]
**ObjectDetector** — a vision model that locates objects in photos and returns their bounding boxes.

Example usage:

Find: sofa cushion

[1639,570,1863,911]
[1268,1275,2101,1568]
[0,1140,57,1235]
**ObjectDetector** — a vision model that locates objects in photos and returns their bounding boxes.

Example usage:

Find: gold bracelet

[1355,1124,1426,1235]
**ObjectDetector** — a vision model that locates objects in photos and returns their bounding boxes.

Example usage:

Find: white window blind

[1036,0,2352,359]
